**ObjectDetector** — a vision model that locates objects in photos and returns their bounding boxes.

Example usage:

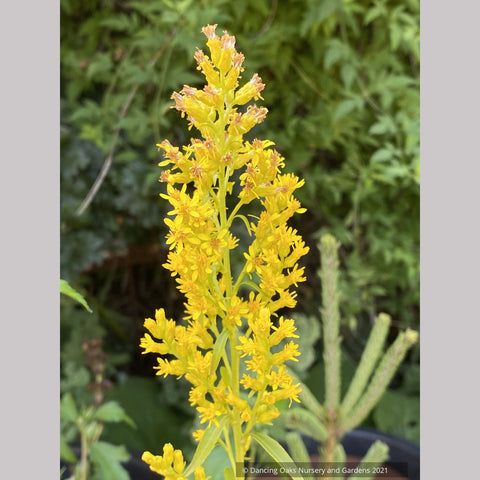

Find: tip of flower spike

[376,313,391,327]
[320,233,339,250]
[405,329,419,344]
[220,32,236,49]
[202,24,217,39]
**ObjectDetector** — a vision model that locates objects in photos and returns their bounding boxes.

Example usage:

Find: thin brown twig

[75,27,179,216]
[252,0,278,41]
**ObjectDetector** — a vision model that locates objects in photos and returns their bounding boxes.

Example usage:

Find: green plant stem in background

[74,26,180,216]
[341,329,418,433]
[285,432,311,464]
[275,234,418,480]
[319,234,342,466]
[341,313,391,415]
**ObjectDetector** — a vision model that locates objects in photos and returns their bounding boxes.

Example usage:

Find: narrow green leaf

[250,432,305,480]
[220,365,231,386]
[211,330,230,375]
[184,416,228,477]
[90,441,130,480]
[94,401,136,428]
[60,279,92,313]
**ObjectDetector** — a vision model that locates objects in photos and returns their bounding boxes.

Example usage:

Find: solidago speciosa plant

[139,25,310,480]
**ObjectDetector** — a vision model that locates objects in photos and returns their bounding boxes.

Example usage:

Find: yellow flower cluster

[142,444,206,480]
[141,24,309,475]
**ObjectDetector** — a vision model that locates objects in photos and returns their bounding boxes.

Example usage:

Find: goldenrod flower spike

[141,24,309,477]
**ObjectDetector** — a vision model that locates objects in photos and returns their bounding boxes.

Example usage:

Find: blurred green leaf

[371,148,394,163]
[373,390,420,445]
[333,98,361,122]
[90,441,130,480]
[60,392,79,423]
[200,446,231,480]
[60,433,78,463]
[60,279,92,313]
[251,432,305,480]
[94,401,136,428]
[101,376,192,452]
[184,416,228,476]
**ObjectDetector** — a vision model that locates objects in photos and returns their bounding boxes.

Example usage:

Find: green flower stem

[340,329,418,433]
[341,313,391,416]
[220,430,236,470]
[320,235,342,413]
[218,150,245,469]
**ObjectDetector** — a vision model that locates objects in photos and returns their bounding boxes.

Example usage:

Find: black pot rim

[299,427,419,480]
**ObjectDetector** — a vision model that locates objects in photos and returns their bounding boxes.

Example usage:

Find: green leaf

[60,279,92,313]
[365,5,386,25]
[370,148,393,163]
[90,441,130,480]
[100,14,136,32]
[250,432,305,480]
[313,0,341,25]
[60,433,77,463]
[369,122,388,135]
[220,365,232,386]
[340,64,356,90]
[184,416,228,477]
[94,401,136,428]
[202,447,231,480]
[324,41,345,69]
[211,330,229,375]
[60,392,79,423]
[300,0,341,35]
[101,376,191,452]
[373,390,420,444]
[86,52,113,79]
[333,98,360,122]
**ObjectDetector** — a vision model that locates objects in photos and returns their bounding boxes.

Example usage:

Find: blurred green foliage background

[60,0,420,460]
